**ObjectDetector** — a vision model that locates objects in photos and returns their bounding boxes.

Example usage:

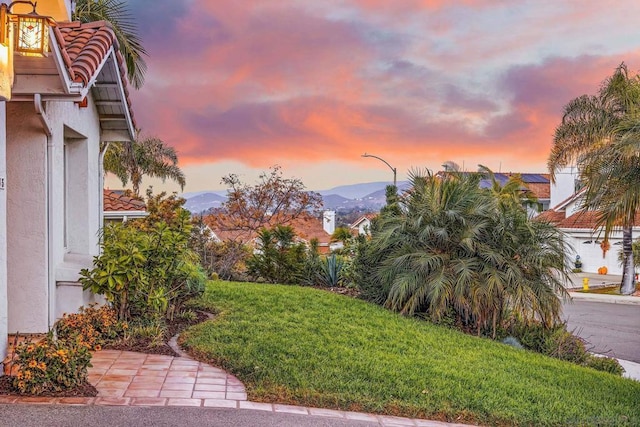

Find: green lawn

[181,281,640,426]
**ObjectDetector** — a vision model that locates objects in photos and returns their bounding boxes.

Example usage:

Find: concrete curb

[568,291,640,305]
[616,359,640,382]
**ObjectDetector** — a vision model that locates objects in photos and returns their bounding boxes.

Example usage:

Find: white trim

[103,210,148,219]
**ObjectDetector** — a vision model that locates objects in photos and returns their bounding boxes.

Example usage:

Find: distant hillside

[184,192,227,214]
[318,181,408,199]
[183,181,411,214]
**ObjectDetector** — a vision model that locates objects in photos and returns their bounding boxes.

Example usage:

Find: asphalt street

[0,405,379,427]
[562,299,640,363]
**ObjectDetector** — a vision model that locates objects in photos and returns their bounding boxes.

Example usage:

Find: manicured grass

[181,281,640,426]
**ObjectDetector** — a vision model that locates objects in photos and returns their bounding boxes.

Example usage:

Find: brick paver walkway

[0,350,246,408]
[0,349,474,426]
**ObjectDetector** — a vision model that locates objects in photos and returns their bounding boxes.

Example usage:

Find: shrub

[584,354,624,376]
[502,336,524,349]
[11,334,92,395]
[80,194,207,320]
[317,254,345,287]
[55,304,127,350]
[542,328,588,364]
[359,170,570,337]
[246,225,307,284]
[122,318,168,348]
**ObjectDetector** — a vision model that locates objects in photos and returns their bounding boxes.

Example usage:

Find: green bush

[584,354,624,375]
[317,254,345,287]
[55,304,126,350]
[80,194,206,321]
[542,327,588,364]
[11,334,92,395]
[246,225,307,284]
[357,170,570,338]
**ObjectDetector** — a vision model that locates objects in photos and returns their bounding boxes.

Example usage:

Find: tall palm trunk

[621,227,635,295]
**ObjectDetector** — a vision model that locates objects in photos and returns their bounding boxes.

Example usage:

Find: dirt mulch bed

[0,375,98,397]
[104,311,211,357]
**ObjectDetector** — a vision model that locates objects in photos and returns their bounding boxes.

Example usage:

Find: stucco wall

[7,102,49,333]
[0,101,8,362]
[550,166,579,208]
[6,95,103,333]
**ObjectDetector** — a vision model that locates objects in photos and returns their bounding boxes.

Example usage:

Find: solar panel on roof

[519,174,549,183]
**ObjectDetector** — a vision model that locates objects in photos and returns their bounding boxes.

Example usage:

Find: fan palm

[73,0,148,89]
[372,170,569,337]
[548,63,640,294]
[103,136,186,196]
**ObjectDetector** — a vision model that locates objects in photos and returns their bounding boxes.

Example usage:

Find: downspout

[99,142,110,230]
[34,94,55,330]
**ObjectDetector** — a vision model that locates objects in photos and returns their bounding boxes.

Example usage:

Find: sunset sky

[114,0,640,194]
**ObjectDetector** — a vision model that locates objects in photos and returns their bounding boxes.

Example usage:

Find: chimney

[323,210,335,235]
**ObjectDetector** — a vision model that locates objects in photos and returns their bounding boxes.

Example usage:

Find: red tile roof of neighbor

[536,209,566,225]
[204,212,331,246]
[525,182,550,199]
[54,20,135,127]
[103,190,146,212]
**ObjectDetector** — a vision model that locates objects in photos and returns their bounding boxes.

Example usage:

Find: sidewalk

[566,272,640,305]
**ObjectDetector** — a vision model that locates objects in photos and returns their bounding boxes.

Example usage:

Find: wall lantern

[1,1,52,57]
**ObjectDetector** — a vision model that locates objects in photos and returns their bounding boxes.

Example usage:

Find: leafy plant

[246,225,307,284]
[10,334,92,395]
[361,169,570,337]
[318,254,345,287]
[122,318,168,348]
[55,304,127,350]
[80,192,207,320]
[584,355,624,375]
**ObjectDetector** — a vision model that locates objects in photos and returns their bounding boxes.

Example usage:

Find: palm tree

[372,170,569,337]
[548,63,640,295]
[73,0,147,89]
[103,136,186,196]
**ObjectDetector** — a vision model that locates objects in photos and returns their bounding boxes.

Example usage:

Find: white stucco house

[538,167,636,275]
[350,213,376,236]
[0,0,135,367]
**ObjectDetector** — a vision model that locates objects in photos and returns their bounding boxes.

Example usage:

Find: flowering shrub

[55,304,128,350]
[11,334,92,394]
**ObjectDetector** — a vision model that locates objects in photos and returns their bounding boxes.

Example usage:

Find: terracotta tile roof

[535,209,566,225]
[53,21,135,127]
[525,182,550,199]
[204,212,331,246]
[556,210,640,229]
[350,213,377,228]
[103,190,146,212]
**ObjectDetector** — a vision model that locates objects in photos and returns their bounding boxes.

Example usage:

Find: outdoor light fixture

[0,1,51,57]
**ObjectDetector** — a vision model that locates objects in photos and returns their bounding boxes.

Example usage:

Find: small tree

[80,192,206,320]
[220,166,323,233]
[246,225,307,284]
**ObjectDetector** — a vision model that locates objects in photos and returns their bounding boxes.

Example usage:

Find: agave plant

[318,254,345,287]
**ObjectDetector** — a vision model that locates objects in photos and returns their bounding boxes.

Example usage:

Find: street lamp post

[361,153,397,187]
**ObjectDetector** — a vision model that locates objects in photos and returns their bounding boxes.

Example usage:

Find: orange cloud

[128,0,640,186]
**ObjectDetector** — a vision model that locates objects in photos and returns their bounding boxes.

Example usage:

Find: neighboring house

[537,167,634,275]
[103,190,147,223]
[350,213,377,236]
[0,1,136,366]
[204,211,339,253]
